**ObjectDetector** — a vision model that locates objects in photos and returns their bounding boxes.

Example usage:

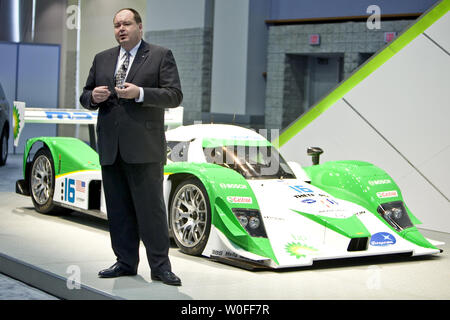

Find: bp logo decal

[370,232,396,246]
[285,242,318,259]
[13,105,20,139]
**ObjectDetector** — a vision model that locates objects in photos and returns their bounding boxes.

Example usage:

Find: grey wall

[145,0,213,124]
[146,0,212,30]
[76,0,146,141]
[265,19,413,130]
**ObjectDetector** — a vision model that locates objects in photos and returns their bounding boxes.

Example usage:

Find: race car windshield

[203,145,295,179]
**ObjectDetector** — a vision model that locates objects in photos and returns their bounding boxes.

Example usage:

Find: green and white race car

[13,102,443,269]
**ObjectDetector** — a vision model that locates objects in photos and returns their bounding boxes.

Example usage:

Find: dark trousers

[101,152,171,274]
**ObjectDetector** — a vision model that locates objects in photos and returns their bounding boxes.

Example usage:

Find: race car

[13,102,443,269]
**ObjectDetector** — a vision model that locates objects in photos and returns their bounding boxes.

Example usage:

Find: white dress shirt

[115,40,144,102]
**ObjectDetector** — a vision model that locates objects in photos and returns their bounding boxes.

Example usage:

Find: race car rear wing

[12,101,184,148]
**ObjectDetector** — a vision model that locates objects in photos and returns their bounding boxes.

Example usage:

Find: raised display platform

[0,189,449,300]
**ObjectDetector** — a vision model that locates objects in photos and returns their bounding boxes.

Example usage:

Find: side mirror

[307,147,324,165]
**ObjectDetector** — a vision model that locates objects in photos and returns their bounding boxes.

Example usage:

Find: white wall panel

[417,145,450,198]
[343,34,450,213]
[344,34,450,170]
[281,99,415,180]
[424,11,450,52]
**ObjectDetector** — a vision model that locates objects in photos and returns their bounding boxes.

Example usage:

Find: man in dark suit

[80,8,182,286]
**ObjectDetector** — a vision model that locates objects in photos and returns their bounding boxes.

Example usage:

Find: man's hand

[115,82,140,99]
[92,86,111,104]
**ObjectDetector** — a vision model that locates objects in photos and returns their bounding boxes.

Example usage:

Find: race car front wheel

[170,178,211,256]
[29,148,65,214]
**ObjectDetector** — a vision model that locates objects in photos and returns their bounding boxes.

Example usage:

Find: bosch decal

[368,179,391,186]
[219,183,247,189]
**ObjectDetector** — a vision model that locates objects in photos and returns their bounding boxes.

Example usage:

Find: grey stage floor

[0,154,449,300]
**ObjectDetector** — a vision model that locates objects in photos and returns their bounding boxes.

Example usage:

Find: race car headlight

[377,201,413,231]
[238,215,249,228]
[249,216,260,229]
[232,209,267,238]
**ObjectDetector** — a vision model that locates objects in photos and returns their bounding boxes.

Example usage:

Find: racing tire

[0,128,7,166]
[169,178,211,256]
[29,148,67,215]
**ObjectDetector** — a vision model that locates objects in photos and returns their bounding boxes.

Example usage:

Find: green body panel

[24,137,100,178]
[165,162,278,263]
[400,228,435,249]
[293,210,370,238]
[304,160,436,249]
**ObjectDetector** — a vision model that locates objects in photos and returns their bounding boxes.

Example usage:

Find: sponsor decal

[285,242,318,259]
[376,190,398,199]
[294,193,315,199]
[289,185,314,194]
[211,250,240,259]
[45,111,97,121]
[227,196,252,204]
[13,105,21,140]
[319,198,339,207]
[370,232,396,246]
[219,183,247,189]
[224,251,239,258]
[368,179,391,186]
[301,199,316,204]
[263,215,285,221]
[63,178,75,203]
[75,180,86,193]
[61,179,86,203]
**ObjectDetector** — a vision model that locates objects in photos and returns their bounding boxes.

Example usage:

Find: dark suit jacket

[80,41,183,165]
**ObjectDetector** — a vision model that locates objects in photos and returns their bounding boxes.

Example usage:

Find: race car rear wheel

[29,148,65,214]
[170,178,211,256]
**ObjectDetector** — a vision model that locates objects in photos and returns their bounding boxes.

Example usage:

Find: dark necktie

[115,51,130,88]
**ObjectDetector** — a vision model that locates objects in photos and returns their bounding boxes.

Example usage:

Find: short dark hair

[114,8,142,24]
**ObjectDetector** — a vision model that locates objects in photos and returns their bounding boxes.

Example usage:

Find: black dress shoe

[98,263,137,278]
[151,271,182,286]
